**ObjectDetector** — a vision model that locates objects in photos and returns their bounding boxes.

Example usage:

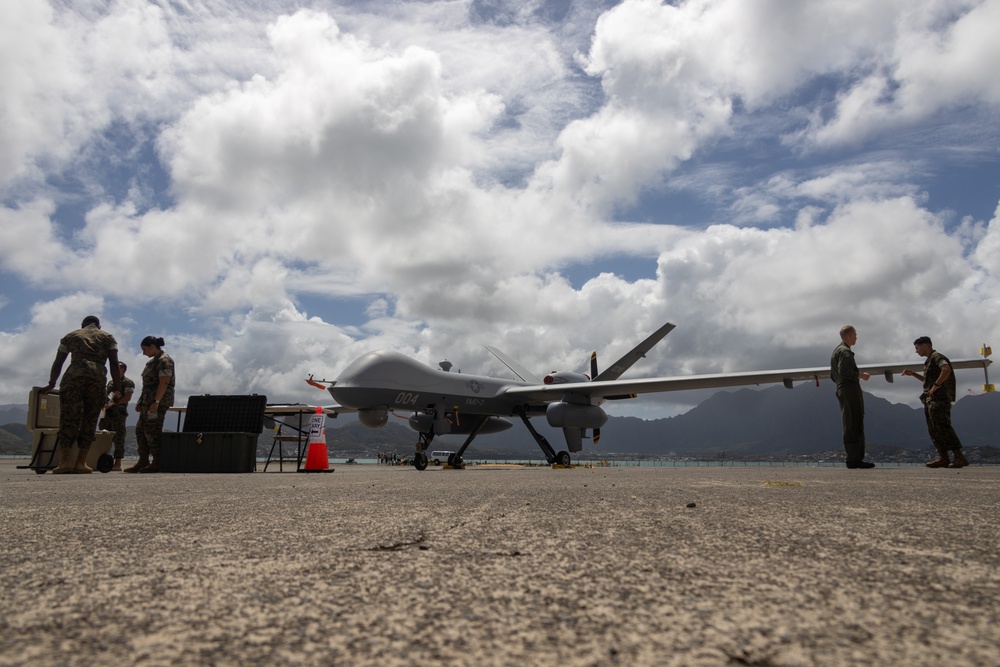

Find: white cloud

[1,0,998,421]
[0,295,112,397]
[0,199,65,275]
[726,160,927,225]
[796,0,1000,148]
[0,0,90,184]
[0,0,182,187]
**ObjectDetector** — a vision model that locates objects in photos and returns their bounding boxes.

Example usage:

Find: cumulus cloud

[1,0,998,421]
[795,0,1000,148]
[1,294,111,391]
[0,0,186,186]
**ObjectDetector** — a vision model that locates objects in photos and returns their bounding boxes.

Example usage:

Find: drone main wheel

[555,451,571,467]
[413,452,428,471]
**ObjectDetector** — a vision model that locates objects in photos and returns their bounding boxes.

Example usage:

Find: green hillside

[0,425,32,456]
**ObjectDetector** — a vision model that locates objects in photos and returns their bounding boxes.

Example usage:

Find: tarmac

[1,459,998,667]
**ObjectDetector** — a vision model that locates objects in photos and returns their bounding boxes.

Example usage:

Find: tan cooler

[19,387,117,474]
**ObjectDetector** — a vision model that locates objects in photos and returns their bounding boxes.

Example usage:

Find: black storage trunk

[161,394,267,473]
[160,432,258,473]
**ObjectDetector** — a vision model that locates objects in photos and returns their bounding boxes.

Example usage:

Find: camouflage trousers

[99,407,128,459]
[135,407,167,457]
[923,400,963,452]
[58,364,106,451]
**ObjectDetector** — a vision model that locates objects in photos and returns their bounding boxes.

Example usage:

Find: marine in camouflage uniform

[903,336,968,468]
[99,364,134,462]
[126,336,175,473]
[830,325,874,469]
[42,316,121,474]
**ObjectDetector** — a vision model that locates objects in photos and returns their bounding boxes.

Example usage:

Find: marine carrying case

[161,394,267,473]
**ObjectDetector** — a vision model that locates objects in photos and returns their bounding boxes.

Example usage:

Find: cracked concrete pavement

[1,461,998,666]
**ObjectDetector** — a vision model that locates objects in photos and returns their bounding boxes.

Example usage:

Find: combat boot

[111,458,122,472]
[139,453,160,473]
[52,447,77,474]
[123,456,149,473]
[948,450,969,468]
[72,447,93,474]
[925,449,950,468]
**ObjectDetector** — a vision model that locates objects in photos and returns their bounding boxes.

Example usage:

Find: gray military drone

[309,323,992,470]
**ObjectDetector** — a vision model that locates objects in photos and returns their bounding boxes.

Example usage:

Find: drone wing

[503,358,992,403]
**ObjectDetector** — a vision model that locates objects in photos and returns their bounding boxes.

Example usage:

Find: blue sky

[2,0,999,419]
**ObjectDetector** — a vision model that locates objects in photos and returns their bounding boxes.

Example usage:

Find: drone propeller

[589,351,601,444]
[550,323,676,455]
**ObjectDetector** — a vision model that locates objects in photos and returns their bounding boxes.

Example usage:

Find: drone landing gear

[444,416,491,470]
[413,432,432,471]
[412,416,492,471]
[516,408,571,467]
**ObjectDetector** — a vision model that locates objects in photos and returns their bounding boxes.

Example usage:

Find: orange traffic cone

[301,407,334,473]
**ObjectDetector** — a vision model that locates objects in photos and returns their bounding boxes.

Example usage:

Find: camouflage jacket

[923,350,957,403]
[59,324,117,378]
[105,375,135,413]
[139,352,176,408]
